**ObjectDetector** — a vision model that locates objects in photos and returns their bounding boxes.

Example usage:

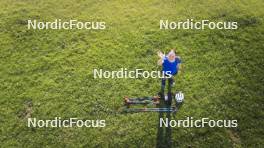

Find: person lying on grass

[157,49,181,92]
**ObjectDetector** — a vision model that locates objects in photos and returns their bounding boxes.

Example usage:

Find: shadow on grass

[156,84,173,148]
[156,111,172,148]
[155,91,183,148]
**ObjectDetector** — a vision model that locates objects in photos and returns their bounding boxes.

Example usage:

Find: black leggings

[161,77,174,92]
[161,77,174,106]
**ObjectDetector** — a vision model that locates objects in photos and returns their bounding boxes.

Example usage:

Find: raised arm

[157,50,164,65]
[157,50,164,58]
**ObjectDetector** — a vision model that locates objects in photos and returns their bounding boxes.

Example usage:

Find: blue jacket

[162,56,181,75]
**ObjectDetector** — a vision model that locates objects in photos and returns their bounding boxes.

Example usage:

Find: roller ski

[124,96,160,107]
[123,107,177,113]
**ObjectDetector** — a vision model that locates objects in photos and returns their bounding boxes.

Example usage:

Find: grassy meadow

[0,0,263,147]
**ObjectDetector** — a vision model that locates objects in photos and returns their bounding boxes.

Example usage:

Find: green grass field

[0,0,263,147]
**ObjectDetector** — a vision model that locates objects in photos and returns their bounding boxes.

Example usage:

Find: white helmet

[175,91,184,103]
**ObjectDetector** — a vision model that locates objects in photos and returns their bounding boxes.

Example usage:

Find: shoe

[124,97,130,104]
